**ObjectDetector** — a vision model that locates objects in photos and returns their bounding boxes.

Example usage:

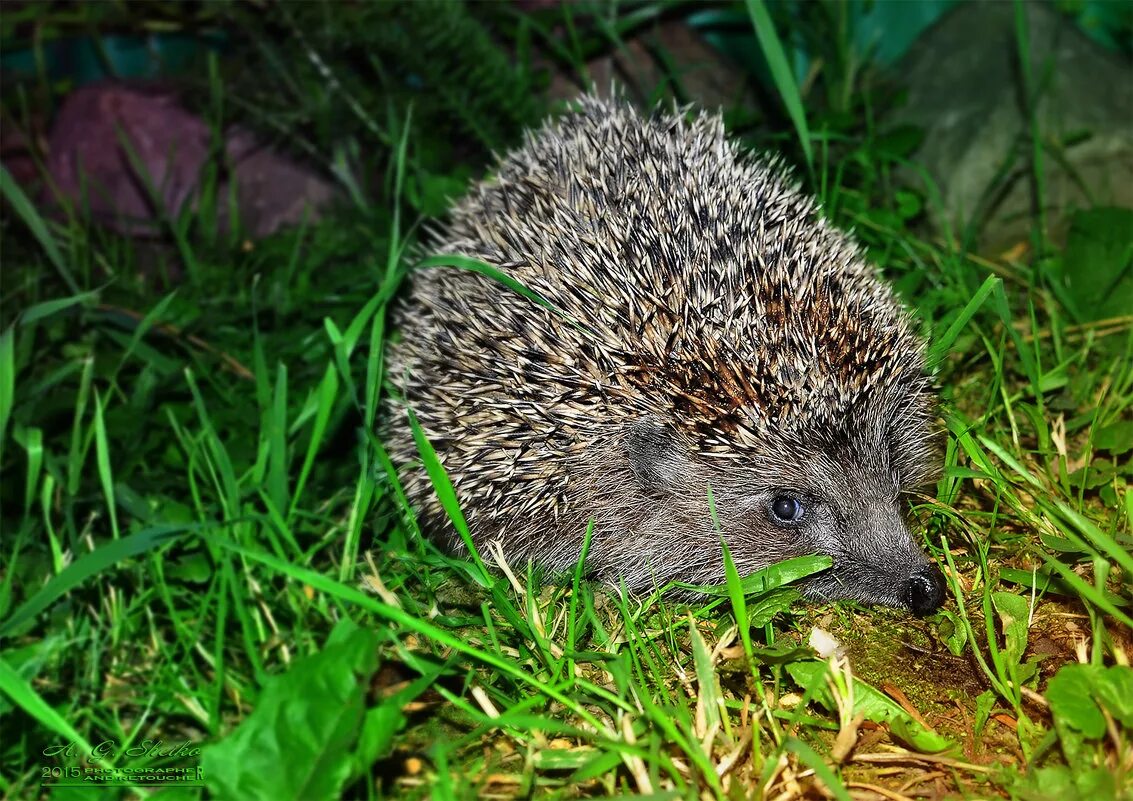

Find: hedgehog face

[705,422,945,615]
[753,472,944,615]
[623,417,944,614]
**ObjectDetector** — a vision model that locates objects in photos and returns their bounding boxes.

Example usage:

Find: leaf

[992,591,1030,667]
[0,656,95,755]
[998,567,1076,598]
[973,690,995,737]
[1039,533,1088,555]
[201,620,382,801]
[745,587,802,628]
[743,0,813,175]
[720,537,753,662]
[689,615,721,737]
[874,125,925,159]
[406,172,468,216]
[934,609,967,657]
[786,661,953,752]
[1093,420,1133,455]
[17,291,102,326]
[0,163,77,293]
[405,407,491,587]
[674,554,831,597]
[567,748,623,783]
[354,702,405,772]
[1056,206,1133,322]
[1070,767,1118,799]
[887,716,952,754]
[751,555,832,590]
[927,274,999,365]
[784,738,851,801]
[532,747,601,771]
[1067,459,1118,490]
[1094,665,1133,728]
[1021,766,1074,800]
[1016,765,1115,801]
[0,326,12,468]
[1046,663,1106,739]
[415,253,595,340]
[894,190,923,220]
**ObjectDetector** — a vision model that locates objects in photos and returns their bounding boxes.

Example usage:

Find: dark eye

[770,496,804,524]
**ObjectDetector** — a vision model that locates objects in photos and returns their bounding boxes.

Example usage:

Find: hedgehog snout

[904,565,946,616]
[799,489,946,612]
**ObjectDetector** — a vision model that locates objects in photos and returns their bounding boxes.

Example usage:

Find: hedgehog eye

[769,495,804,524]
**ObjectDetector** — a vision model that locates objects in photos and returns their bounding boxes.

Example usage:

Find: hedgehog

[383,93,947,616]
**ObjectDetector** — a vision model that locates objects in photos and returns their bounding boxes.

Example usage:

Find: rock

[42,81,339,242]
[887,0,1133,252]
[44,82,211,236]
[545,17,751,111]
[224,129,340,239]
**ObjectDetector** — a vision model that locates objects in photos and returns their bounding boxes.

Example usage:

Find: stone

[42,81,339,243]
[886,0,1133,252]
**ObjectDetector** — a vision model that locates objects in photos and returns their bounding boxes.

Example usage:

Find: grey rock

[888,0,1133,251]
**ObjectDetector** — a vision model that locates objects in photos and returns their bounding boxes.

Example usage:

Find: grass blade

[0,164,77,293]
[0,524,191,638]
[928,274,1000,365]
[0,658,96,757]
[0,326,13,466]
[405,407,490,587]
[744,0,814,177]
[92,389,120,539]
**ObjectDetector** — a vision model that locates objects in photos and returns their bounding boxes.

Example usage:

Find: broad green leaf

[201,620,382,801]
[992,591,1030,667]
[674,555,830,597]
[1094,420,1133,455]
[1055,206,1133,322]
[1046,663,1106,739]
[973,690,996,737]
[787,661,953,752]
[745,587,802,628]
[1094,664,1133,728]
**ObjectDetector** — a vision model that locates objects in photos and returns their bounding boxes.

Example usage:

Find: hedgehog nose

[905,565,946,616]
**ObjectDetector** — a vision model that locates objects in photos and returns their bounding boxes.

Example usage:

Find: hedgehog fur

[383,93,946,614]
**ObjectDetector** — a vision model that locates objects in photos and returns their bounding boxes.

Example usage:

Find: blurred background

[3,0,1130,278]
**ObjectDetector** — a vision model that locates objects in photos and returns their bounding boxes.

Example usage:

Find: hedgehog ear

[624,420,690,495]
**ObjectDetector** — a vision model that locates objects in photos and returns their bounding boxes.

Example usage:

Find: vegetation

[1,1,1130,799]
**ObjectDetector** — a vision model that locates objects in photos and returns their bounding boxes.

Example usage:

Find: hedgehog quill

[384,93,947,615]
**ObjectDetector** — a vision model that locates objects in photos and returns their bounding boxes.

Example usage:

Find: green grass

[1,2,1131,799]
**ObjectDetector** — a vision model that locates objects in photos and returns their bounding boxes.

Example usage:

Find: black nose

[905,565,946,616]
